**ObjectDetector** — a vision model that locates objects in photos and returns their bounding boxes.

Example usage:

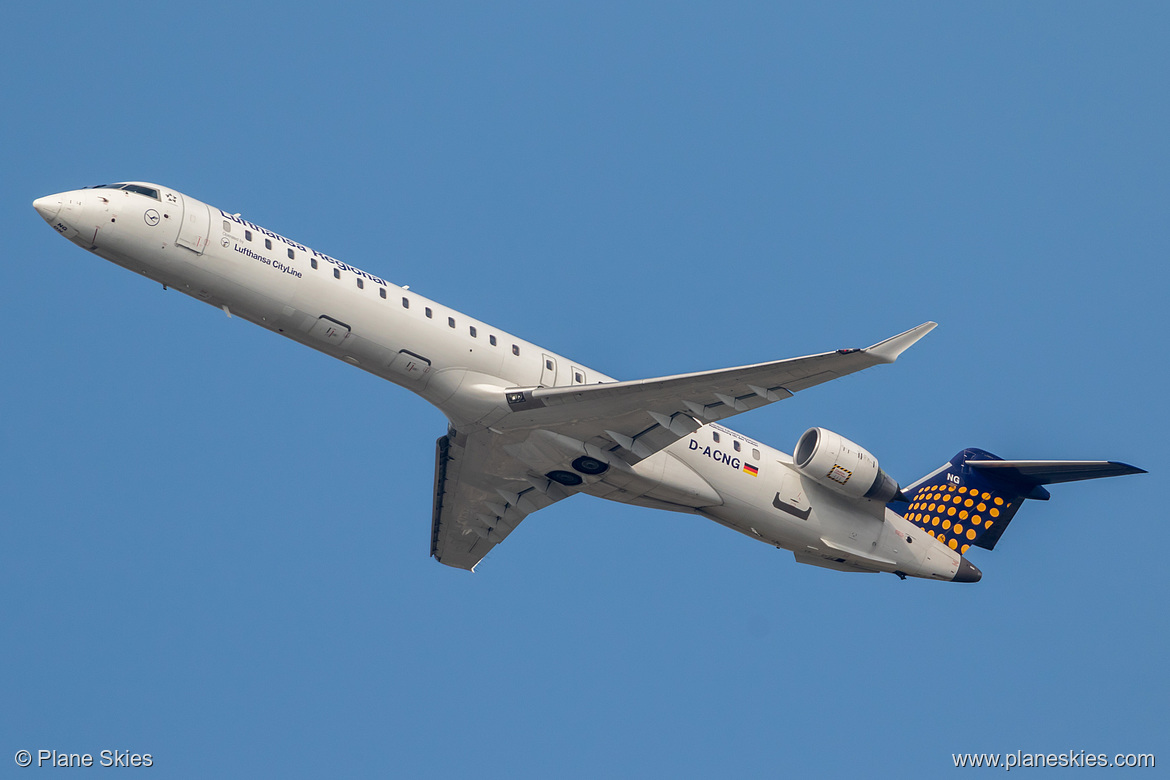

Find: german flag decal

[743,463,759,477]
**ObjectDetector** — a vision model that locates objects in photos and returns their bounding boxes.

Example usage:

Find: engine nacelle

[793,427,902,503]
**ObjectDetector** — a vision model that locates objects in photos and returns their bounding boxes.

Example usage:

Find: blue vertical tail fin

[889,448,1144,554]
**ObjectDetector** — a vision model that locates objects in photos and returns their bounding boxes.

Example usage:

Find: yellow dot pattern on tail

[903,483,1010,554]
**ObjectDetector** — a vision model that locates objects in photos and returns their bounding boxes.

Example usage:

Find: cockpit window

[90,183,160,200]
[121,184,160,200]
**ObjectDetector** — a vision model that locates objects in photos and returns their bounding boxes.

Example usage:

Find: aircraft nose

[33,194,63,222]
[953,557,982,583]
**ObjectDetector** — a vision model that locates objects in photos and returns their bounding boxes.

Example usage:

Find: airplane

[32,182,1145,583]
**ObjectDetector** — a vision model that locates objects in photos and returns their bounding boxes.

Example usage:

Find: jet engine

[793,427,902,503]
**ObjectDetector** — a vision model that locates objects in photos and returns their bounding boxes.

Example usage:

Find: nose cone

[33,194,63,222]
[953,557,983,583]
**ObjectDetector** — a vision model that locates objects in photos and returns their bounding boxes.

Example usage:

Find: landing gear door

[176,195,211,255]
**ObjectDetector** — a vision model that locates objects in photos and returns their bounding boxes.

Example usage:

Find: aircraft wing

[497,322,936,463]
[431,322,934,570]
[430,428,575,571]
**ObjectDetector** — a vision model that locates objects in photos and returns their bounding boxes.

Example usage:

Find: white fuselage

[34,183,966,581]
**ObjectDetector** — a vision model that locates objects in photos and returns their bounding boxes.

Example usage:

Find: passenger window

[733,440,741,452]
[356,278,364,289]
[223,221,231,232]
[265,239,272,250]
[379,288,386,299]
[545,359,553,370]
[448,317,456,328]
[288,248,295,260]
[512,345,520,356]
[245,230,253,242]
[752,448,761,460]
[402,297,409,308]
[575,372,583,383]
[489,335,497,346]
[333,268,340,279]
[713,432,721,443]
[311,258,318,269]
[469,326,477,338]
[425,307,433,319]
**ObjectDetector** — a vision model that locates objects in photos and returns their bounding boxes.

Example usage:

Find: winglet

[864,322,937,364]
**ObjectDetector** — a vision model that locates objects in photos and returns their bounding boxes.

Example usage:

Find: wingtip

[865,321,938,363]
[1110,462,1148,476]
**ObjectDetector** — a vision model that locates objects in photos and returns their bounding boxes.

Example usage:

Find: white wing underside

[430,322,936,570]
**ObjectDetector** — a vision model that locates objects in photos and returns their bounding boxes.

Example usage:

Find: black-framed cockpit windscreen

[90,183,160,201]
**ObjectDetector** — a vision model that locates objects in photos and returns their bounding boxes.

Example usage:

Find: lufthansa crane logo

[144,209,161,227]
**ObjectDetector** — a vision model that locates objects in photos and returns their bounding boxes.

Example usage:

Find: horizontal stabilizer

[966,460,1146,486]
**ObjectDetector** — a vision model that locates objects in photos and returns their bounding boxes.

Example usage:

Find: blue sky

[3,3,1166,777]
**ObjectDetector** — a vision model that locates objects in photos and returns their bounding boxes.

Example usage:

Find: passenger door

[176,196,211,255]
